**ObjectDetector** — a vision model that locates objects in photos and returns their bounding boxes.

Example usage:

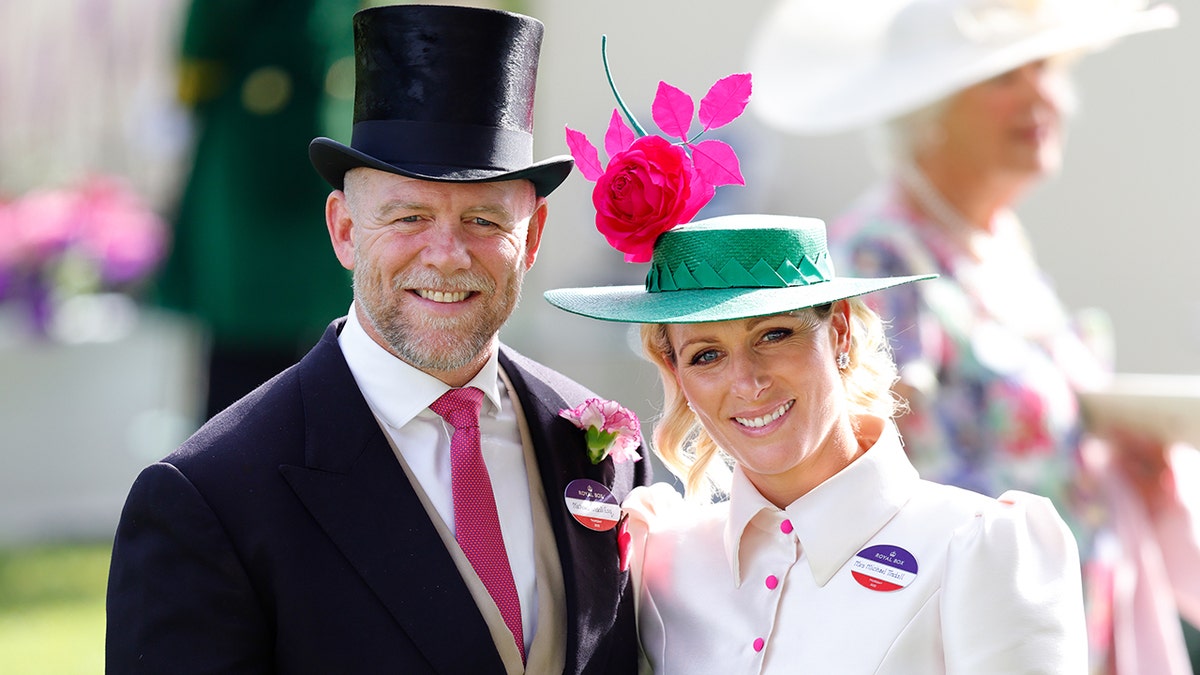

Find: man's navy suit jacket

[106,320,651,673]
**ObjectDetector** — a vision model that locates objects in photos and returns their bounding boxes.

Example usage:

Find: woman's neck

[746,414,871,509]
[901,157,1027,235]
[897,159,1036,262]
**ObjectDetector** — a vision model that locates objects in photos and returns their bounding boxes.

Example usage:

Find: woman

[749,1,1200,672]
[545,214,1087,673]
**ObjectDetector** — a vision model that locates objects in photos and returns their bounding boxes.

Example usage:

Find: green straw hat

[544,214,934,324]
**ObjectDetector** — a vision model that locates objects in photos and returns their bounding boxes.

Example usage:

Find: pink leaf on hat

[604,109,636,159]
[651,81,694,142]
[565,126,604,182]
[698,73,752,131]
[690,139,745,187]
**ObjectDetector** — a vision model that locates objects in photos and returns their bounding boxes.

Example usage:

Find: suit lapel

[280,325,505,674]
[499,348,629,675]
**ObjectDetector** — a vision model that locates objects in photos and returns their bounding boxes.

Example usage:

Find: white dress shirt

[338,306,538,653]
[624,418,1088,674]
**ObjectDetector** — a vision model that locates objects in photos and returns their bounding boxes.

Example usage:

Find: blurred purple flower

[73,176,167,284]
[8,186,79,266]
[0,175,167,336]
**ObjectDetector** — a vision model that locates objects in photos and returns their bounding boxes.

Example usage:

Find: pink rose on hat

[590,134,707,263]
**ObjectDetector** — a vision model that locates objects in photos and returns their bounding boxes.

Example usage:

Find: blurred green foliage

[0,542,110,674]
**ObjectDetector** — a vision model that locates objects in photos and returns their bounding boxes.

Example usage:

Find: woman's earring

[836,352,850,370]
[686,400,695,412]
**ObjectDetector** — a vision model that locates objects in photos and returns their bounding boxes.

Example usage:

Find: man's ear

[326,190,355,271]
[523,197,549,269]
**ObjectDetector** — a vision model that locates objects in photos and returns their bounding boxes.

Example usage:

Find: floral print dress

[829,182,1119,669]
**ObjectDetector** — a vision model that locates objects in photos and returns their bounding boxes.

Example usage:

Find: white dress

[624,419,1088,674]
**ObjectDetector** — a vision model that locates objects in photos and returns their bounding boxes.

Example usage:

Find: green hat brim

[544,274,934,324]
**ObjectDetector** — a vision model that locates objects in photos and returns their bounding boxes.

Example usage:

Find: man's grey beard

[355,265,523,373]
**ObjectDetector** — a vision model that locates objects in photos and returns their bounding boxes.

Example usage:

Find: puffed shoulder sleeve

[623,483,684,527]
[941,490,1088,675]
[621,483,685,578]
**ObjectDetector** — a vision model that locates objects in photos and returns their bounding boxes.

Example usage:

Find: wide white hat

[748,0,1178,135]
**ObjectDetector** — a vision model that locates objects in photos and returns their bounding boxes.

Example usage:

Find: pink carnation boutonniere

[564,37,752,263]
[559,397,643,465]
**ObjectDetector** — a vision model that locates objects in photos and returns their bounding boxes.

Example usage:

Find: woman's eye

[761,328,792,343]
[689,349,720,366]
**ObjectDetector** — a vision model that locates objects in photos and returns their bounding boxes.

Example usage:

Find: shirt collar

[338,303,504,426]
[723,417,920,587]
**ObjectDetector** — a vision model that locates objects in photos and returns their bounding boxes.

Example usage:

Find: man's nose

[421,223,472,272]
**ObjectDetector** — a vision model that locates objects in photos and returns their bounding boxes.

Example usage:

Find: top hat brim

[309,137,575,197]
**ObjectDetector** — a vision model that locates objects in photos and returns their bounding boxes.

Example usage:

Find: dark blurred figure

[158,0,360,418]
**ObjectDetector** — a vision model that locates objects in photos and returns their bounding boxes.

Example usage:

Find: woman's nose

[729,354,771,400]
[1017,61,1070,111]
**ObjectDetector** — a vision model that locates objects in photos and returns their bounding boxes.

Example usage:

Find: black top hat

[309,5,573,197]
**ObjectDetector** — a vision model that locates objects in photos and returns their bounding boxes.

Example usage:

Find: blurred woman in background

[750,0,1200,672]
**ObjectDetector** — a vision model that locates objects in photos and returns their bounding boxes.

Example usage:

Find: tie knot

[430,386,485,430]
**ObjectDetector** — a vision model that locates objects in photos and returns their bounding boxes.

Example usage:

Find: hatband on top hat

[748,0,1178,135]
[309,4,573,196]
[544,214,934,324]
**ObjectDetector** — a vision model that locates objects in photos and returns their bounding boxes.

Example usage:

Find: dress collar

[338,303,504,428]
[723,417,920,587]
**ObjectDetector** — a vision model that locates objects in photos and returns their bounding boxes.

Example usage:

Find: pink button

[765,575,778,590]
[753,637,765,652]
[780,519,793,534]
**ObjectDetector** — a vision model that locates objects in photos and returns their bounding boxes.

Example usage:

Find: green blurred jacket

[156,0,361,351]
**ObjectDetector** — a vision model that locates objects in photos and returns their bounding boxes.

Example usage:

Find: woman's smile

[733,399,794,429]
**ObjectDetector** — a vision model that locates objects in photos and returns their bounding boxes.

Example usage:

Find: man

[106,6,650,673]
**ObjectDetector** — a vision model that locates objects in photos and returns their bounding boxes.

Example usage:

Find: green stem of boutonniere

[585,426,619,465]
[601,35,648,138]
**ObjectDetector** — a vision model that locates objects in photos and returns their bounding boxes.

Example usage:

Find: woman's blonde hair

[639,298,902,501]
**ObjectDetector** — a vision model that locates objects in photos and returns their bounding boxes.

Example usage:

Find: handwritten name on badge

[851,545,918,592]
[564,479,621,531]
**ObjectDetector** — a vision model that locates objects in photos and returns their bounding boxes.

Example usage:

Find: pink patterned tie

[429,387,525,662]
